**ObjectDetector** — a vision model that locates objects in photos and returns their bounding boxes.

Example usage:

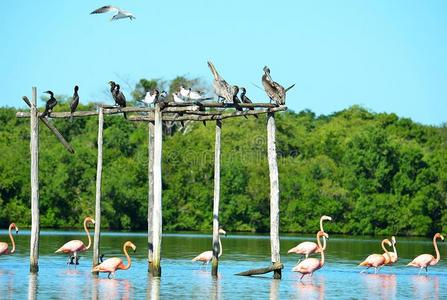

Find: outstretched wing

[90,5,119,14]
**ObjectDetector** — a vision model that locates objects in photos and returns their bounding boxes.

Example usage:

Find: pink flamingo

[55,216,95,265]
[192,228,226,267]
[407,232,444,275]
[0,223,19,256]
[383,236,397,265]
[359,238,392,273]
[92,241,136,279]
[292,230,328,281]
[288,215,331,262]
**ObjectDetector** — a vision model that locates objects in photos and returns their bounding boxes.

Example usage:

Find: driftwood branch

[235,262,284,276]
[22,96,75,154]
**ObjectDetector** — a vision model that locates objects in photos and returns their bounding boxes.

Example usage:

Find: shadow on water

[28,273,38,300]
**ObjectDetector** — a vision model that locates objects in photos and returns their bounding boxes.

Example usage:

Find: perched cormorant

[207,61,235,103]
[70,85,79,122]
[41,91,57,118]
[240,87,258,118]
[109,81,119,105]
[261,66,294,106]
[113,84,127,119]
[90,5,135,21]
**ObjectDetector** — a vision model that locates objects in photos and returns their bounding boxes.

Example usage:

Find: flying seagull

[41,91,57,118]
[70,85,80,122]
[90,5,135,21]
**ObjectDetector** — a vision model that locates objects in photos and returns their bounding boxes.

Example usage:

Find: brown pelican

[90,6,135,21]
[41,91,57,118]
[207,61,235,103]
[70,85,79,122]
[261,66,294,105]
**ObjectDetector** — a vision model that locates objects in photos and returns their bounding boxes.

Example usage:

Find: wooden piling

[267,112,281,279]
[92,107,104,270]
[147,121,155,272]
[29,87,40,273]
[151,104,163,277]
[211,119,222,277]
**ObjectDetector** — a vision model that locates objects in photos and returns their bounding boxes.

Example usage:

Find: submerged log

[235,262,284,276]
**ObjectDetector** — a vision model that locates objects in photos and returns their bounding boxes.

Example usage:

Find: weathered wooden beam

[235,262,284,276]
[16,103,283,119]
[22,96,75,154]
[92,107,104,272]
[147,121,155,272]
[211,119,222,277]
[29,87,40,273]
[151,103,163,277]
[267,112,281,279]
[128,106,287,122]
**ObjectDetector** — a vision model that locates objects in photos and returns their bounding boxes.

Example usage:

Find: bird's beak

[16,230,19,234]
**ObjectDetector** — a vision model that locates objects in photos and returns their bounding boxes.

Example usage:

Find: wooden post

[147,121,155,272]
[211,119,222,277]
[151,104,163,277]
[267,112,281,279]
[92,107,104,271]
[29,87,39,273]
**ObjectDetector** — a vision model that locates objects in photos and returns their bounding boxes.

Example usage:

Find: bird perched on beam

[41,91,57,118]
[240,87,258,118]
[70,85,80,122]
[261,66,295,105]
[90,5,135,21]
[207,61,235,103]
[109,82,127,119]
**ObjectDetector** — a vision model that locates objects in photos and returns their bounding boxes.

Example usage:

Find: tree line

[0,78,446,236]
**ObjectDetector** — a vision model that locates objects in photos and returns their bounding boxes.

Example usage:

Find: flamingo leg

[418,267,423,275]
[68,255,75,265]
[300,274,306,281]
[360,267,369,274]
[108,272,112,279]
[75,256,80,265]
[425,267,428,275]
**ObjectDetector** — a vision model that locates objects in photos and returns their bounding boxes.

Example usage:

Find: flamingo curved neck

[9,225,15,254]
[317,234,325,267]
[433,235,441,263]
[122,244,132,270]
[84,219,92,250]
[218,235,223,257]
[381,240,390,262]
[392,242,397,257]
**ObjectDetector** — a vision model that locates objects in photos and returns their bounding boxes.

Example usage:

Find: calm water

[0,230,446,299]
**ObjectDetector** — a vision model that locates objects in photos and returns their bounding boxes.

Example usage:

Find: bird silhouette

[41,91,57,118]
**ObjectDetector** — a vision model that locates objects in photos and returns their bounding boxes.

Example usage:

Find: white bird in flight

[90,5,135,21]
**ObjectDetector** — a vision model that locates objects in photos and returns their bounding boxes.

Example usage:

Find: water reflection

[411,275,439,300]
[91,277,133,300]
[362,274,396,300]
[295,276,325,300]
[210,278,221,300]
[147,276,160,300]
[28,273,38,300]
[269,279,280,300]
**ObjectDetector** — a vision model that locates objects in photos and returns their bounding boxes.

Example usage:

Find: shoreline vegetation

[1,89,446,237]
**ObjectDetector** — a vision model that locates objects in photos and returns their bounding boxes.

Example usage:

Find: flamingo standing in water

[383,236,398,265]
[407,233,444,275]
[192,229,226,267]
[288,215,332,263]
[292,231,328,281]
[55,216,95,265]
[0,223,19,256]
[359,239,392,273]
[92,241,136,279]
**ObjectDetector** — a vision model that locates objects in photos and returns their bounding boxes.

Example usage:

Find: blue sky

[1,1,446,125]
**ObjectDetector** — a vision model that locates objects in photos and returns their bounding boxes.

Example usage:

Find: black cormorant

[70,85,79,122]
[240,87,258,118]
[41,91,57,118]
[113,84,127,119]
